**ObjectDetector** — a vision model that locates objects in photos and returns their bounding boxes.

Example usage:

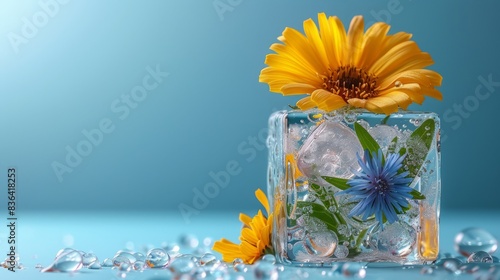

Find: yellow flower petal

[255,189,270,216]
[259,13,442,115]
[281,83,317,95]
[239,213,252,227]
[296,96,316,110]
[346,15,365,65]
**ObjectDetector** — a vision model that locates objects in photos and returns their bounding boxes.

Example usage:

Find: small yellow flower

[212,189,274,264]
[259,13,443,115]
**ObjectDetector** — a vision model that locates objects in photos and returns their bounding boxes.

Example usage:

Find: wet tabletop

[1,209,499,279]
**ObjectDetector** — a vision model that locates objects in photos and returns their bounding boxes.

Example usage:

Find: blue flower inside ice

[339,149,414,225]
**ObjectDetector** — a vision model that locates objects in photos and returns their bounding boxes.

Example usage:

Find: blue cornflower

[338,149,414,226]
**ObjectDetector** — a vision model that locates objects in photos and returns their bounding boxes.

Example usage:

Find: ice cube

[368,125,403,154]
[297,121,362,180]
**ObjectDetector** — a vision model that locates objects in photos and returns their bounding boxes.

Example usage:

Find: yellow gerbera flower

[259,13,443,115]
[212,189,274,264]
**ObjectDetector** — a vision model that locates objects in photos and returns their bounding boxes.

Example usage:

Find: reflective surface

[0,210,498,279]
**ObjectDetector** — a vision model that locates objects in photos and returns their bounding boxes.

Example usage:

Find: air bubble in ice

[305,231,338,257]
[334,244,349,258]
[369,221,416,257]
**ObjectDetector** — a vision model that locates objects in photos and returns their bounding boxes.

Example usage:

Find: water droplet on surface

[232,258,243,266]
[234,263,248,272]
[443,259,462,275]
[254,261,278,280]
[164,243,181,256]
[369,221,416,257]
[134,252,145,262]
[119,262,131,271]
[305,231,338,257]
[146,248,170,268]
[200,253,217,265]
[132,260,145,271]
[191,267,208,279]
[395,81,403,87]
[81,252,97,267]
[334,244,349,258]
[455,228,498,256]
[420,266,433,274]
[169,255,195,274]
[341,262,366,278]
[42,249,83,273]
[261,254,276,264]
[101,258,113,267]
[467,251,493,263]
[88,261,102,270]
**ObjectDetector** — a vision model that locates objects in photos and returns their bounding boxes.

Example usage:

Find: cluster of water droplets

[0,227,499,278]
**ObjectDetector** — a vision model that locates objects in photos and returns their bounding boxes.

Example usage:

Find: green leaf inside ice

[321,177,351,191]
[410,189,426,200]
[399,118,436,178]
[354,122,382,161]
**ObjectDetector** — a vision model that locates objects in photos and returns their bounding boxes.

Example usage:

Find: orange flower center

[322,66,378,102]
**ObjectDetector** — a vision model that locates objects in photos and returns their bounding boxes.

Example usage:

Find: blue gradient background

[0,0,499,220]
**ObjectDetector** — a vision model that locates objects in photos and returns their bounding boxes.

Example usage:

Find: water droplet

[232,258,244,266]
[164,243,181,256]
[395,81,403,87]
[455,228,498,256]
[200,253,217,265]
[234,263,248,272]
[435,257,463,266]
[132,260,145,271]
[191,267,208,279]
[119,262,131,272]
[81,252,97,267]
[343,111,357,124]
[460,263,480,274]
[42,249,83,273]
[101,258,113,267]
[179,234,199,249]
[334,244,349,258]
[261,254,276,264]
[146,248,170,268]
[133,252,145,262]
[341,262,366,278]
[420,266,433,274]
[443,259,462,275]
[467,251,493,263]
[88,261,102,270]
[254,261,278,280]
[169,255,195,274]
[113,254,134,267]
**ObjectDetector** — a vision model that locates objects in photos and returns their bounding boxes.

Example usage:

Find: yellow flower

[259,13,442,115]
[212,189,274,264]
